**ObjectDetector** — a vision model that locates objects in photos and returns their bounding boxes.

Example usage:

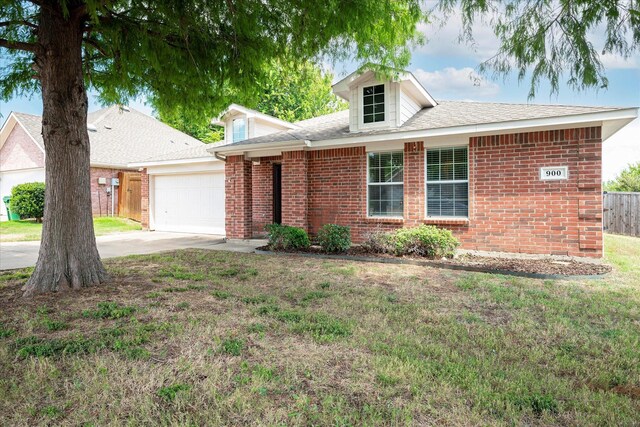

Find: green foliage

[82,302,136,320]
[254,61,347,122]
[156,384,191,402]
[156,106,224,143]
[266,223,311,251]
[363,225,460,258]
[438,0,640,97]
[604,162,640,192]
[316,224,351,253]
[220,338,244,356]
[1,1,425,115]
[0,323,16,338]
[10,182,45,221]
[210,290,232,300]
[259,305,351,342]
[155,61,347,140]
[42,319,68,332]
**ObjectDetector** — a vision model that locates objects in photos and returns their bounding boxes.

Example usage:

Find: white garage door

[153,172,225,235]
[0,168,46,220]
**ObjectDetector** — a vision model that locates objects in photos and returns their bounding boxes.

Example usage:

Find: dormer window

[363,84,385,124]
[232,118,246,142]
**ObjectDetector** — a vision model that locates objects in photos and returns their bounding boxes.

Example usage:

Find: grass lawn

[0,217,141,242]
[0,234,638,425]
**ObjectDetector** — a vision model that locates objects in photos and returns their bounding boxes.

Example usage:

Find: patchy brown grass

[0,236,639,426]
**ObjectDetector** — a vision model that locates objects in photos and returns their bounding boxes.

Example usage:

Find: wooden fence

[603,192,640,237]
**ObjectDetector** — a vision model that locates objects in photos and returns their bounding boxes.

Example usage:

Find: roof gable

[2,106,207,168]
[332,68,437,108]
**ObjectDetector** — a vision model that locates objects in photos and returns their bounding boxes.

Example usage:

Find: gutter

[209,139,310,156]
[128,156,219,168]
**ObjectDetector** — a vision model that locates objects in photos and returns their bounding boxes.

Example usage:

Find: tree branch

[0,38,38,52]
[83,37,109,57]
[0,20,38,29]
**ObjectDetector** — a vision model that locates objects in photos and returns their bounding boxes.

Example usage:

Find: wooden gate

[118,172,142,222]
[603,192,640,237]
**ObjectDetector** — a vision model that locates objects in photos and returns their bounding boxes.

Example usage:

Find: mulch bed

[256,246,612,276]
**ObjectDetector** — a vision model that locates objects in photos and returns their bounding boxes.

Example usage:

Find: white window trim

[366,150,404,219]
[424,146,470,219]
[358,82,390,130]
[232,117,247,143]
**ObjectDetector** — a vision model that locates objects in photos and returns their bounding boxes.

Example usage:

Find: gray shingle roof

[12,112,45,150]
[221,100,624,148]
[138,145,213,162]
[12,106,206,167]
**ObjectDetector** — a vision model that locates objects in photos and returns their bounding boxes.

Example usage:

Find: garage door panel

[153,173,225,235]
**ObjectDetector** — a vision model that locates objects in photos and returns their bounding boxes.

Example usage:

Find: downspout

[214,152,227,162]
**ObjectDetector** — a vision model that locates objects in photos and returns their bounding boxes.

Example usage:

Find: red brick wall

[282,150,308,229]
[90,167,131,217]
[466,127,602,257]
[224,126,603,257]
[225,155,253,239]
[141,168,149,229]
[0,122,45,171]
[252,156,281,235]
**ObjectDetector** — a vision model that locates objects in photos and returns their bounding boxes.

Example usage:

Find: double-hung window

[426,147,468,217]
[363,84,385,124]
[368,151,403,217]
[232,118,246,143]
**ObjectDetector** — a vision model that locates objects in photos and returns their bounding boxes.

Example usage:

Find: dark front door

[273,164,282,224]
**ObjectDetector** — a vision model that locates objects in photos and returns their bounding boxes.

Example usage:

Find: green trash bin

[2,196,20,221]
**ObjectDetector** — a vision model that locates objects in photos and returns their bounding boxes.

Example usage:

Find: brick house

[0,106,206,221]
[131,68,636,257]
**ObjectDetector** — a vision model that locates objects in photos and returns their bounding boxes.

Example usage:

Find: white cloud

[599,53,640,70]
[413,67,501,99]
[418,8,640,71]
[416,11,500,61]
[602,117,640,181]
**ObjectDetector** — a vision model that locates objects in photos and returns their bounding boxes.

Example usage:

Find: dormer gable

[213,104,299,144]
[332,67,436,133]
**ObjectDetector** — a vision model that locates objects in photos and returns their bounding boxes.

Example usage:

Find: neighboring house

[0,106,205,221]
[133,67,637,258]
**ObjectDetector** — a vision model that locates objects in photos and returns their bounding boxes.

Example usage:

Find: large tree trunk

[23,5,108,296]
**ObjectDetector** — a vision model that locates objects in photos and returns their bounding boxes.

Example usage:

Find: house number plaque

[539,166,568,180]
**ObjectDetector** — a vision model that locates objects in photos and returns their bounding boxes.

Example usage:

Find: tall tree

[254,61,347,123]
[1,0,424,296]
[605,162,640,192]
[154,61,346,143]
[438,0,640,97]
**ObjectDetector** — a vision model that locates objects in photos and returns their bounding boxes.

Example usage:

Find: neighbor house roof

[214,101,631,150]
[4,107,206,169]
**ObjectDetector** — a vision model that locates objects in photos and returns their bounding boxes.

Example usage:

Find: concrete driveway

[0,231,228,270]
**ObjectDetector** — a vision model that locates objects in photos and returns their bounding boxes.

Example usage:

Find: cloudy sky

[2,11,639,180]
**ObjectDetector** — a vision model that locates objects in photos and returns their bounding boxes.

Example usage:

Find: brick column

[576,127,603,257]
[140,168,149,230]
[281,150,308,230]
[404,141,425,226]
[225,155,253,239]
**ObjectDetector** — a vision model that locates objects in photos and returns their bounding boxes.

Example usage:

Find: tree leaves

[438,0,639,98]
[1,0,425,115]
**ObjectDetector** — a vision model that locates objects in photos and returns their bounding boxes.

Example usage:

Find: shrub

[362,225,459,259]
[362,230,395,254]
[316,224,351,253]
[265,223,310,250]
[10,182,45,221]
[392,225,459,258]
